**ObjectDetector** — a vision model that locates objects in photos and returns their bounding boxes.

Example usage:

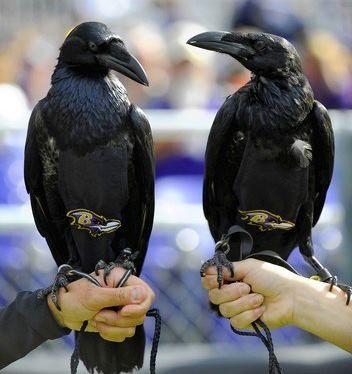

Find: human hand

[203,259,352,352]
[92,268,155,342]
[48,267,155,342]
[202,258,299,330]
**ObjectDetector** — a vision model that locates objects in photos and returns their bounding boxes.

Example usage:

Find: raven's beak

[187,31,255,60]
[97,43,149,86]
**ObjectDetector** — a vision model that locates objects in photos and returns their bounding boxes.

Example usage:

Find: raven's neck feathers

[51,62,110,83]
[236,73,314,136]
[43,65,130,153]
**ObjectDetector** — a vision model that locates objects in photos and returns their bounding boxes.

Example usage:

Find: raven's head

[58,22,148,85]
[187,31,303,79]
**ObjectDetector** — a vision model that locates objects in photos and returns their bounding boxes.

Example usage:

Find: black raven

[187,31,351,302]
[24,22,154,373]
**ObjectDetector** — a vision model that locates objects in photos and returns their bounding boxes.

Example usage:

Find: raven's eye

[254,40,266,51]
[88,41,98,52]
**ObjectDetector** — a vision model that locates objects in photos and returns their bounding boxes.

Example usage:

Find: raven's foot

[38,264,76,311]
[327,277,352,305]
[95,248,138,285]
[306,256,352,305]
[200,240,234,289]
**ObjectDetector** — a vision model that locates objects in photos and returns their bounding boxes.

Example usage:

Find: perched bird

[24,22,154,373]
[187,31,351,302]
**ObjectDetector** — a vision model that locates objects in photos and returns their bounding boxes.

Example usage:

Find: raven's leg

[297,201,331,279]
[200,240,234,289]
[95,248,137,285]
[304,251,352,305]
[38,264,75,310]
[298,202,352,304]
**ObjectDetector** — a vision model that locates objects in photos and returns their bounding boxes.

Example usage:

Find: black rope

[253,320,282,374]
[231,319,282,374]
[146,308,162,374]
[217,226,283,374]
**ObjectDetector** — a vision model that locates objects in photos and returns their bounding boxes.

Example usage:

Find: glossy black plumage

[188,31,336,277]
[24,22,154,373]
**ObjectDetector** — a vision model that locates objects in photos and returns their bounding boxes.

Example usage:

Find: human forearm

[0,291,70,369]
[292,276,352,352]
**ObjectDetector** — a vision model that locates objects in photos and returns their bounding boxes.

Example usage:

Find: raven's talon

[95,260,108,281]
[114,248,138,273]
[104,263,116,284]
[325,276,352,305]
[200,258,216,277]
[95,261,118,285]
[329,275,337,292]
[335,283,352,305]
[51,273,71,310]
[94,248,137,285]
[43,264,75,311]
[37,286,52,300]
[200,242,234,289]
[51,292,61,311]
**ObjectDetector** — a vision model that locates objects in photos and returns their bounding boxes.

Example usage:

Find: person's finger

[229,306,265,330]
[85,321,99,332]
[94,309,145,327]
[119,292,153,318]
[219,293,264,318]
[94,268,143,287]
[95,323,136,343]
[125,274,150,287]
[85,285,146,310]
[201,275,219,290]
[209,282,251,305]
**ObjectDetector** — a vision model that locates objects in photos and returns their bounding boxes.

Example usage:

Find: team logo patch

[239,209,295,232]
[67,209,121,237]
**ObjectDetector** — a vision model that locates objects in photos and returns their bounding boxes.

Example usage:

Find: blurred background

[0,0,352,373]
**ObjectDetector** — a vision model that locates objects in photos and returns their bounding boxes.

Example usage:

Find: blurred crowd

[1,0,352,115]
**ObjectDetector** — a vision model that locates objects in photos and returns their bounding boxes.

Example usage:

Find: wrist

[47,295,66,328]
[276,271,301,326]
[291,276,345,330]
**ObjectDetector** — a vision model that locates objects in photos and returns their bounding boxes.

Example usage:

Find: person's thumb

[88,285,146,310]
[204,259,259,281]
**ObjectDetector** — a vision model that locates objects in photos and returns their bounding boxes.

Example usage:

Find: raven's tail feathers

[74,326,145,374]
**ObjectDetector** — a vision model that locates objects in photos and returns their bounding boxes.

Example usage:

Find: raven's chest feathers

[233,138,309,225]
[231,77,315,224]
[236,76,314,138]
[42,67,130,152]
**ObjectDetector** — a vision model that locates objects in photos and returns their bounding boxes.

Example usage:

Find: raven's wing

[24,102,69,265]
[125,104,155,274]
[203,95,244,241]
[311,100,334,226]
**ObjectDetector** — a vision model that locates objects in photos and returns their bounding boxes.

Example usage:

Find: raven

[24,22,154,373]
[187,31,351,302]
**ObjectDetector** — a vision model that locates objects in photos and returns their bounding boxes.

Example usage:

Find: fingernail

[131,287,142,302]
[94,315,105,323]
[253,294,264,306]
[121,309,131,317]
[255,305,265,314]
[91,321,97,328]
